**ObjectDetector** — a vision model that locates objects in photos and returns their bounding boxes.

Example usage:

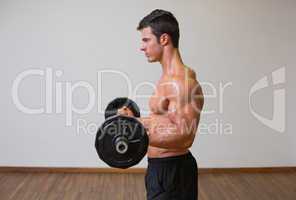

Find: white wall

[0,0,295,168]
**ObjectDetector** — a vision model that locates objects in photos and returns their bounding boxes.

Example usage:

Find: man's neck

[160,48,184,76]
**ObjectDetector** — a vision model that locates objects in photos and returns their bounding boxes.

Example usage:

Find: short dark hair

[137,9,180,48]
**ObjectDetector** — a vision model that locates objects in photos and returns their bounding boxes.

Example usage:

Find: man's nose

[140,44,145,51]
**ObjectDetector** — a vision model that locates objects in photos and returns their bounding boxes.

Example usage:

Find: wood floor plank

[0,173,28,200]
[0,172,295,200]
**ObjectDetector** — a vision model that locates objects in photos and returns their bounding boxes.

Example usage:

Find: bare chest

[148,79,175,114]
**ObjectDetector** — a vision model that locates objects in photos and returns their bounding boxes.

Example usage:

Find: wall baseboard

[0,166,295,174]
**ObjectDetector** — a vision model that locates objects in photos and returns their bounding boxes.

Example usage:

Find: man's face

[139,27,163,62]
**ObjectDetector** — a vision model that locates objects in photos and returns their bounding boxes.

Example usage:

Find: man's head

[137,9,180,62]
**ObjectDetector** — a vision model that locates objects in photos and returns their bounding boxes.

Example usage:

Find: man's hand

[117,106,151,133]
[117,106,135,117]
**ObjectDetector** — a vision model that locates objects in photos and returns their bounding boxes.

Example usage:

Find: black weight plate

[95,115,148,169]
[104,97,141,119]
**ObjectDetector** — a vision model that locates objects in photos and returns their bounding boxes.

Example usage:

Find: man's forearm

[137,115,194,149]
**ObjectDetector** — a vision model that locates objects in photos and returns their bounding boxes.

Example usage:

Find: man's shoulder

[168,73,199,90]
[169,66,197,81]
[162,75,201,98]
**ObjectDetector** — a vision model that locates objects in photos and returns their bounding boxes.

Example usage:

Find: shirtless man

[118,9,204,200]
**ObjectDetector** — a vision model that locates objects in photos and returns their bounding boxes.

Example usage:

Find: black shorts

[145,151,198,200]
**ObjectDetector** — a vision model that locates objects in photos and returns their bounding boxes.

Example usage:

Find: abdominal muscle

[147,146,189,158]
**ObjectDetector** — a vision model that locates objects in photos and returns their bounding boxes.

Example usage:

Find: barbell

[95,97,149,169]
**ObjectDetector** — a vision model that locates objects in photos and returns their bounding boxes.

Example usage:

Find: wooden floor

[0,172,295,200]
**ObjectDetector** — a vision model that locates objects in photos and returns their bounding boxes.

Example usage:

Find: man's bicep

[166,104,198,135]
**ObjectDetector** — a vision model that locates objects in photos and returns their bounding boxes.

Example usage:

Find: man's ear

[159,33,170,46]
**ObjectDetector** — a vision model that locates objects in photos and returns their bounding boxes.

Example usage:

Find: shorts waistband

[148,151,194,164]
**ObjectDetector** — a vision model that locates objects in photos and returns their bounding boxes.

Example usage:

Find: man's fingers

[117,106,135,117]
